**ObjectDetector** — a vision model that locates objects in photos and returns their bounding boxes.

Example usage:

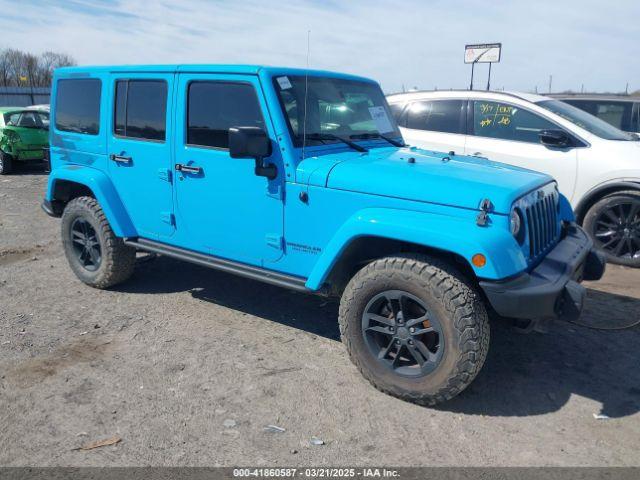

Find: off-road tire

[339,254,490,406]
[61,196,136,288]
[0,151,13,175]
[583,190,640,268]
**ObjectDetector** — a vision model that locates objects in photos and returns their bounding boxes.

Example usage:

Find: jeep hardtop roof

[54,64,375,84]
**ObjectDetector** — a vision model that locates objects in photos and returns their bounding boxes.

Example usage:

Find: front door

[464,99,578,200]
[173,73,284,266]
[107,73,175,239]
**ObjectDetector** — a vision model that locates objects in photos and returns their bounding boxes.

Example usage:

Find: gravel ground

[1,171,639,466]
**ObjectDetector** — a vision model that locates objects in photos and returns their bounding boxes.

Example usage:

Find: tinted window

[564,100,632,131]
[388,103,406,126]
[472,101,556,143]
[55,78,101,135]
[114,80,167,141]
[406,100,463,134]
[537,100,633,141]
[187,82,265,149]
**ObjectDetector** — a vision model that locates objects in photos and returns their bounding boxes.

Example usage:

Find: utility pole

[626,82,629,95]
[548,75,553,94]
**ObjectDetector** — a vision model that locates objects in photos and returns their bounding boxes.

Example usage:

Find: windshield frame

[272,74,403,150]
[535,99,635,141]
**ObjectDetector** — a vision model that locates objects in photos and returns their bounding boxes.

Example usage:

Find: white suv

[387,90,640,266]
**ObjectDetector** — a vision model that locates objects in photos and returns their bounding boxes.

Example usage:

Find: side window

[565,100,632,131]
[55,78,101,135]
[472,101,557,143]
[406,100,463,134]
[187,82,265,149]
[114,80,167,141]
[388,103,406,126]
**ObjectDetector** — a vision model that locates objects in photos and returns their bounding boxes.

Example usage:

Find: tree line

[0,48,76,88]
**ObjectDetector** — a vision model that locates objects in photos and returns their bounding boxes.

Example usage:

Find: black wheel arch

[48,179,96,216]
[575,181,640,224]
[323,236,477,297]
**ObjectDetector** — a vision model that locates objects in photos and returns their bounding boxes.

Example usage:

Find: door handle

[110,153,132,163]
[175,163,202,174]
[473,152,483,156]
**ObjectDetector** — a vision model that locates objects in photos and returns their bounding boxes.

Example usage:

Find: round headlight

[510,208,523,240]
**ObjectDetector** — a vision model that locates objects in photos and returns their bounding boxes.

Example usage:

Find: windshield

[273,75,401,148]
[536,100,634,141]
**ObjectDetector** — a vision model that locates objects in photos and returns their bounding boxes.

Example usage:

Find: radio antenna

[301,29,310,160]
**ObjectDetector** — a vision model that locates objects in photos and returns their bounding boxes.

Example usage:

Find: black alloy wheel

[593,200,640,262]
[70,217,102,272]
[362,289,444,378]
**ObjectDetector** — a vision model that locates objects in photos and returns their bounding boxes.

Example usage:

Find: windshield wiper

[306,133,368,152]
[349,132,406,147]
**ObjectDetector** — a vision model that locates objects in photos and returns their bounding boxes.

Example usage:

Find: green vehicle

[0,106,50,174]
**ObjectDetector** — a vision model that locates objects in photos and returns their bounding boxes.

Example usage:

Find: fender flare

[304,208,527,290]
[574,181,640,222]
[46,165,137,237]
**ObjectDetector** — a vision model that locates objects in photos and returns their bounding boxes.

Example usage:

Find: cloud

[1,0,638,93]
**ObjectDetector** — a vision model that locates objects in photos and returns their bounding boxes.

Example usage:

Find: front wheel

[339,254,490,406]
[583,191,640,267]
[61,196,136,288]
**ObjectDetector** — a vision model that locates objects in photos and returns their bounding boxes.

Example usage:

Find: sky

[1,0,639,94]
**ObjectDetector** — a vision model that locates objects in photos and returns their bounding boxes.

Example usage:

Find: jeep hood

[297,147,553,214]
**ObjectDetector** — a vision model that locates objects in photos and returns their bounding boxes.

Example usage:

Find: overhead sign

[465,43,502,64]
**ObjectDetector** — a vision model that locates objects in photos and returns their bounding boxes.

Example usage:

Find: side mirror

[539,129,571,148]
[229,126,272,159]
[228,126,276,180]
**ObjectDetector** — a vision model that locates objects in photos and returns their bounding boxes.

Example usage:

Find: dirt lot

[1,171,639,467]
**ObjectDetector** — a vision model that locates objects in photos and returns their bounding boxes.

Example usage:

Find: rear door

[107,73,175,240]
[464,99,579,200]
[397,99,467,153]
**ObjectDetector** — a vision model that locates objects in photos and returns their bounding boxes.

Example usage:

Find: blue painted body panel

[45,164,137,237]
[47,64,563,290]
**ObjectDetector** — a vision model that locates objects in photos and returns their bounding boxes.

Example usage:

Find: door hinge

[160,211,175,225]
[158,168,172,183]
[266,184,283,200]
[266,234,283,250]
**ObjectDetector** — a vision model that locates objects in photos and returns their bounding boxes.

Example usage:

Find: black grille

[525,190,560,259]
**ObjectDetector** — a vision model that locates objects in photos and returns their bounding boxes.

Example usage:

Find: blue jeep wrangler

[42,65,605,405]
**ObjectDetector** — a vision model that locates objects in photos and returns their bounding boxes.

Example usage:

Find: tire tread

[339,253,489,406]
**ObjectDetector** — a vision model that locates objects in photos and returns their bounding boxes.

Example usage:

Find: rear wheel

[61,196,136,288]
[0,151,13,175]
[583,191,640,267]
[339,254,490,406]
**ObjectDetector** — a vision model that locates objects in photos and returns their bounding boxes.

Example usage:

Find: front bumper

[479,224,606,322]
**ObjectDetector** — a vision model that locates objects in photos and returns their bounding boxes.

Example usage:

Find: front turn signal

[472,254,486,268]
